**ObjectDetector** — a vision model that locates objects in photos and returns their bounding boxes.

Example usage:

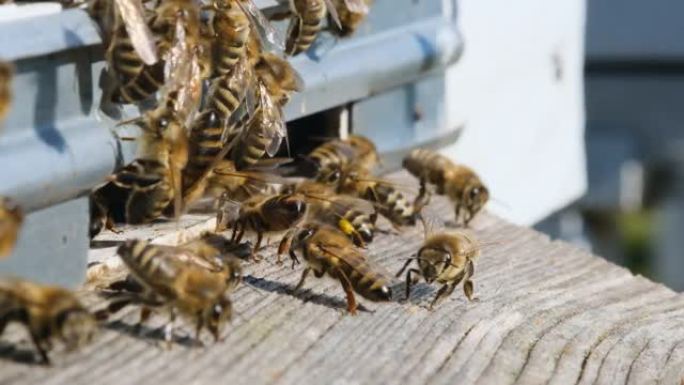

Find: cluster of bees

[0,0,491,366]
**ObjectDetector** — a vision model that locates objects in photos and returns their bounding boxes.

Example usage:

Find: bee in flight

[0,278,97,364]
[403,149,488,226]
[280,224,393,314]
[396,231,480,309]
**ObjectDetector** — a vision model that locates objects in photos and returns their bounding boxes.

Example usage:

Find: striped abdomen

[108,25,165,104]
[213,5,250,76]
[206,73,249,120]
[286,0,326,55]
[185,110,226,190]
[402,149,456,194]
[367,184,416,226]
[120,159,173,224]
[335,257,392,302]
[116,240,178,292]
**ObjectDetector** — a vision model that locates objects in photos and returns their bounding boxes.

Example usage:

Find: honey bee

[205,56,254,121]
[120,103,189,220]
[396,231,479,309]
[108,158,173,224]
[106,0,165,104]
[230,82,287,170]
[216,192,308,257]
[211,0,251,77]
[281,224,393,314]
[113,239,238,342]
[0,61,12,123]
[403,149,489,226]
[0,197,23,257]
[337,166,429,228]
[308,135,379,179]
[0,278,97,364]
[254,52,304,106]
[285,0,328,56]
[205,160,285,202]
[294,180,377,247]
[328,0,371,37]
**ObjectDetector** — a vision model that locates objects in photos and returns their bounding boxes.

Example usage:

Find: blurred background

[442,0,684,291]
[540,0,684,291]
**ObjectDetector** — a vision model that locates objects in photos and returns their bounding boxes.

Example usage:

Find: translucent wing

[163,18,201,124]
[258,83,287,157]
[323,0,342,29]
[344,0,369,14]
[114,0,158,65]
[237,0,286,51]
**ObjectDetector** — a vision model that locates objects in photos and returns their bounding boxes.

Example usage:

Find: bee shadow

[90,240,127,249]
[243,275,374,314]
[0,342,45,366]
[103,320,203,348]
[394,281,438,306]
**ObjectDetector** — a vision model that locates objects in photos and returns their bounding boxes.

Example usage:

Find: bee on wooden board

[337,165,430,228]
[403,148,489,226]
[0,278,97,364]
[280,223,393,314]
[308,135,379,179]
[109,238,240,343]
[0,61,13,123]
[216,192,309,259]
[292,180,377,247]
[0,197,23,257]
[396,231,480,309]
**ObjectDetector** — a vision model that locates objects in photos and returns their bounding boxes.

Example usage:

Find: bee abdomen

[111,63,165,104]
[343,263,393,302]
[207,76,246,119]
[373,186,414,225]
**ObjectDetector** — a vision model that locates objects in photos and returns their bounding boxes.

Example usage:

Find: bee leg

[463,260,476,301]
[396,258,413,277]
[429,284,453,311]
[195,316,204,343]
[335,268,358,315]
[136,306,153,332]
[164,308,177,349]
[404,269,422,302]
[105,216,122,234]
[28,330,50,365]
[294,268,311,294]
[289,250,300,269]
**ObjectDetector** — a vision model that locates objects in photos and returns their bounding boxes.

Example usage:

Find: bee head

[464,182,489,214]
[205,294,232,342]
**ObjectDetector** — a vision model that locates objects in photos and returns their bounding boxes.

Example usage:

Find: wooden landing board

[1,172,684,385]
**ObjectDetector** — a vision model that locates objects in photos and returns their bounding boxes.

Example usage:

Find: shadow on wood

[243,275,375,314]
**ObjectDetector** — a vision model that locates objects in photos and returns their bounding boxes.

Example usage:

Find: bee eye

[469,187,481,200]
[158,118,169,128]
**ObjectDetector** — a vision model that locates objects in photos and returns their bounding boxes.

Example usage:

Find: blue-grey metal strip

[285,16,462,119]
[0,9,101,61]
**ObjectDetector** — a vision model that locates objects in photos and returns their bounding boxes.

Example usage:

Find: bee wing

[323,0,343,29]
[237,0,286,51]
[258,83,287,157]
[163,19,201,124]
[343,0,369,14]
[114,0,158,65]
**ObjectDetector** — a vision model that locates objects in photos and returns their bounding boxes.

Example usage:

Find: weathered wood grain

[1,171,683,385]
